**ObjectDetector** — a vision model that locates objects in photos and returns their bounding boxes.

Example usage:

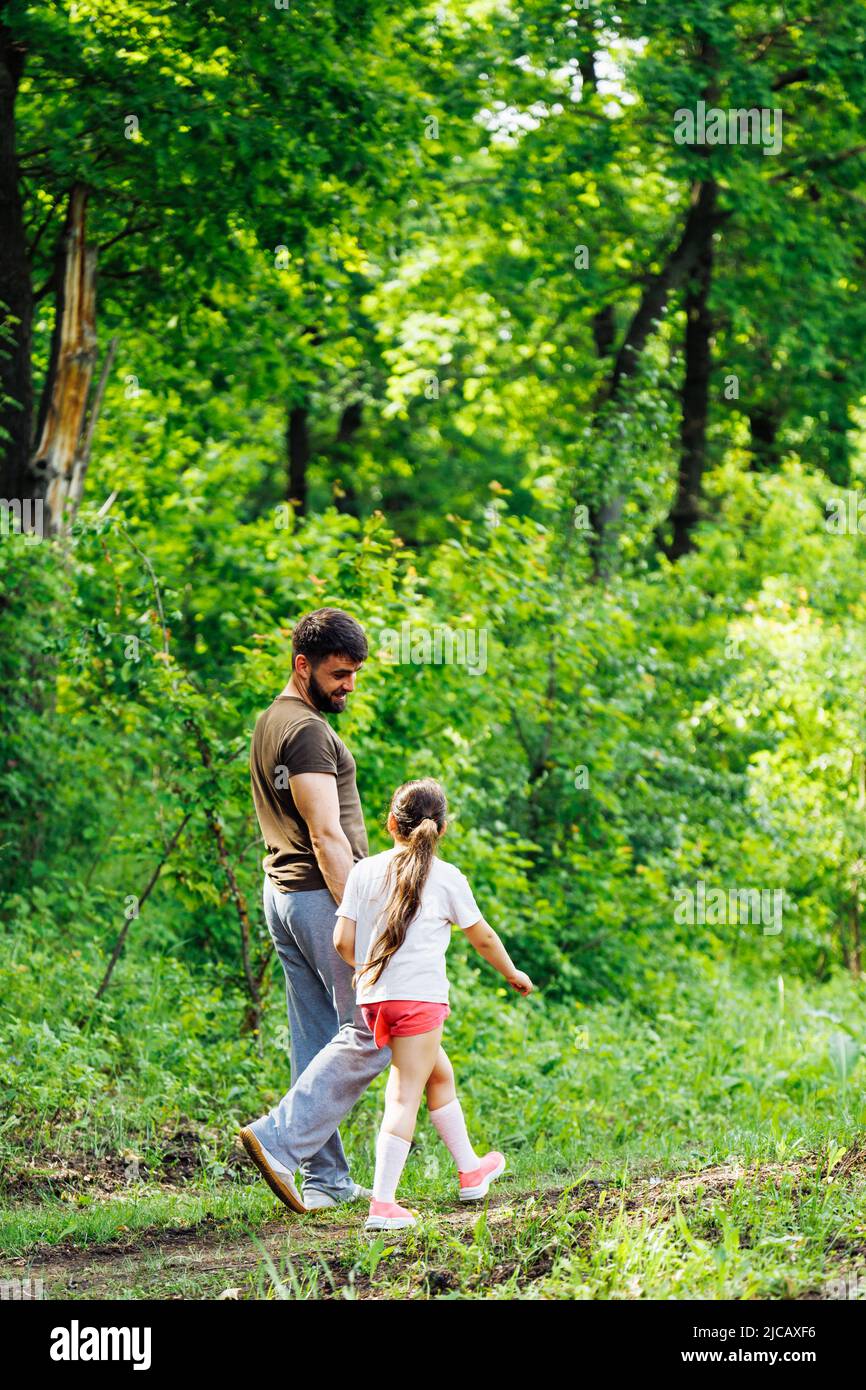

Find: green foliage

[2,0,866,1301]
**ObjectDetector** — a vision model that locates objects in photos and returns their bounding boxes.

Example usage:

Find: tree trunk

[588,178,724,575]
[588,32,721,576]
[606,180,720,409]
[577,44,598,98]
[0,22,32,501]
[591,304,616,360]
[334,399,363,515]
[67,334,118,518]
[748,404,780,471]
[823,370,852,487]
[287,403,309,514]
[31,185,98,534]
[664,183,715,560]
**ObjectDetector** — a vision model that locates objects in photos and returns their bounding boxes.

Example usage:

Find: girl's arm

[333,915,357,966]
[463,918,533,995]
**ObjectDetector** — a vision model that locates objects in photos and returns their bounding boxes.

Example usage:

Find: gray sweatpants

[248,878,391,1200]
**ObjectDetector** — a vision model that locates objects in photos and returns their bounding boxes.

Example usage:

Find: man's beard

[308,668,348,714]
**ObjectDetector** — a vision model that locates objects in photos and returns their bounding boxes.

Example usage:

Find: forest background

[2,0,866,1300]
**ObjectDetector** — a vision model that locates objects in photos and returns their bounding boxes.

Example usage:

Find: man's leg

[256,880,387,1200]
[249,1007,391,1181]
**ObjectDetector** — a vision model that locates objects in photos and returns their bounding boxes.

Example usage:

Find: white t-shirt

[335,848,483,1005]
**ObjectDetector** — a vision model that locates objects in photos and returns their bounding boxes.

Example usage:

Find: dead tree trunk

[30,185,99,534]
[67,335,117,516]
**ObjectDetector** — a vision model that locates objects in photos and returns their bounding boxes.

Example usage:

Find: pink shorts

[362,999,450,1050]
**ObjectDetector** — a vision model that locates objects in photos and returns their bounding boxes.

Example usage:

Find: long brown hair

[357,778,447,989]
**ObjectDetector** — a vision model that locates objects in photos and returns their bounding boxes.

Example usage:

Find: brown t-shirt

[250,696,368,893]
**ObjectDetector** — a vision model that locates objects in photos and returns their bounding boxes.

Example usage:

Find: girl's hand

[508,970,534,996]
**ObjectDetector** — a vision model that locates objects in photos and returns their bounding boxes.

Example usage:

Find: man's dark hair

[292,608,368,667]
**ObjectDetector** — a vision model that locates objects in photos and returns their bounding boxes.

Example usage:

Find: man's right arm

[289,771,354,903]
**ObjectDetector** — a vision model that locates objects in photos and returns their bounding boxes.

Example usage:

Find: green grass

[2,922,866,1298]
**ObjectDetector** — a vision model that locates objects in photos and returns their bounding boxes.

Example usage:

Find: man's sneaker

[239,1127,306,1213]
[365,1199,417,1231]
[458,1151,506,1202]
[304,1182,373,1210]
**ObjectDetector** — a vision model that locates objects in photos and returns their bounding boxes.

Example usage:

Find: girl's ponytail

[358,781,447,988]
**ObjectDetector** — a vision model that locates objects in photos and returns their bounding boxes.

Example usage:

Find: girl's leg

[426,1048,481,1174]
[372,1027,443,1206]
[425,1046,456,1112]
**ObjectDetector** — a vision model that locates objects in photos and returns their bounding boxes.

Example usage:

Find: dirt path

[5,1149,866,1300]
[4,1186,552,1300]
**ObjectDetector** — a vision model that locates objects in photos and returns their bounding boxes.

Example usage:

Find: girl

[333,777,533,1231]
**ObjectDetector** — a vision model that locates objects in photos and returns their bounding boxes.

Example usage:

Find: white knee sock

[429,1098,480,1173]
[372,1129,412,1203]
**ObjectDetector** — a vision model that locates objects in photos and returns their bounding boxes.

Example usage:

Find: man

[240,607,390,1212]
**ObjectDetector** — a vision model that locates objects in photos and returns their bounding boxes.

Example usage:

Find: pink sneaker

[365,1199,417,1231]
[459,1151,506,1202]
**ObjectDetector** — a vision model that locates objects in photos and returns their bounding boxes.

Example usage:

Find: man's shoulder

[256,699,329,741]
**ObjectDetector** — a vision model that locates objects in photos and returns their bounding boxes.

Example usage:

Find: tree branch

[94,811,194,1001]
